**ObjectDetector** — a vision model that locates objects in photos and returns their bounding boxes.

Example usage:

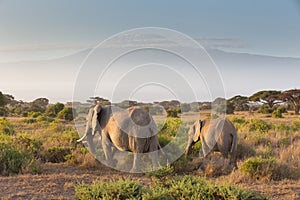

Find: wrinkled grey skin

[77,105,161,172]
[185,118,238,168]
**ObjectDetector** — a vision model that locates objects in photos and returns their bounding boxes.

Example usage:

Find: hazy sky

[0,1,300,102]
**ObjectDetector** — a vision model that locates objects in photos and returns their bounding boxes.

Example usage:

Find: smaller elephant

[185,118,238,168]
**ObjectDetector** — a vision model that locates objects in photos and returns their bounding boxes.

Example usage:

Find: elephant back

[129,107,151,126]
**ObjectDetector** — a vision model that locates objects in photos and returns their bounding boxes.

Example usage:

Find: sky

[0,0,300,103]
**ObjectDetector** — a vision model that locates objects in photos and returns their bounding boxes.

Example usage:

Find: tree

[57,107,76,121]
[249,90,282,108]
[29,98,49,112]
[0,92,8,107]
[280,89,300,115]
[228,95,249,111]
[45,103,65,117]
[87,96,111,106]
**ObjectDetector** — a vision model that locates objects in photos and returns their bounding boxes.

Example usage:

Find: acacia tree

[280,89,300,115]
[249,90,282,108]
[228,95,249,111]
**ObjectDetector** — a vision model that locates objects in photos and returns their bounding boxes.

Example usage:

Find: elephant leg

[87,131,96,155]
[131,153,142,173]
[101,132,113,166]
[149,139,159,169]
[229,151,238,169]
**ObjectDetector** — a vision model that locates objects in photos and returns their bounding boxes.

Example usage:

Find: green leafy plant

[57,107,76,121]
[0,118,15,135]
[75,179,142,200]
[42,146,72,163]
[75,176,266,200]
[146,165,174,178]
[246,118,272,134]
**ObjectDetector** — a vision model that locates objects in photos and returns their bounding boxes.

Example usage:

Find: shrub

[292,120,300,132]
[0,143,25,175]
[157,134,170,147]
[0,107,8,116]
[241,156,291,180]
[57,107,75,121]
[158,118,181,137]
[36,115,54,122]
[45,102,65,117]
[42,146,72,163]
[246,118,272,134]
[0,118,14,135]
[258,104,274,114]
[75,179,142,200]
[166,109,179,118]
[272,106,285,118]
[13,135,43,159]
[75,176,266,200]
[146,165,174,178]
[28,111,43,118]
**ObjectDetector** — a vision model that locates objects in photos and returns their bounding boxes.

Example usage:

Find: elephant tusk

[77,133,87,142]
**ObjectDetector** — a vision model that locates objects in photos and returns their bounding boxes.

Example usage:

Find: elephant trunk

[184,139,194,157]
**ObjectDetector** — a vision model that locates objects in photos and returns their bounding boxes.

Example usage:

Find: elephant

[185,118,238,168]
[77,104,163,172]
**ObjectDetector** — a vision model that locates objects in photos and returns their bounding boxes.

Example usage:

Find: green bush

[75,179,142,200]
[157,134,170,147]
[28,111,43,118]
[0,118,15,135]
[272,106,285,118]
[36,115,54,122]
[246,118,272,134]
[258,104,274,114]
[292,120,300,132]
[241,156,290,180]
[75,176,266,200]
[166,108,179,118]
[158,118,181,137]
[57,107,75,121]
[42,146,72,163]
[13,135,43,159]
[0,143,25,175]
[45,102,65,117]
[146,165,174,179]
[0,107,8,116]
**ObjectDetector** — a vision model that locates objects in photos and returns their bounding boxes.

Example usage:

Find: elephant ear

[92,104,102,136]
[192,121,201,142]
[193,120,206,142]
[200,120,206,131]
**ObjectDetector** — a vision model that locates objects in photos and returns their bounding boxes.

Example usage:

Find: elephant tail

[230,132,237,154]
[230,132,238,166]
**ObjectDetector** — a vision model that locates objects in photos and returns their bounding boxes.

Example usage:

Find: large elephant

[77,105,162,172]
[185,118,238,168]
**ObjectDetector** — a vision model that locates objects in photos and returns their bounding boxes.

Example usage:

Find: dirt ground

[0,163,300,200]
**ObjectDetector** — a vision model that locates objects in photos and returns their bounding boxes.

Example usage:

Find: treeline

[0,92,74,121]
[0,88,299,119]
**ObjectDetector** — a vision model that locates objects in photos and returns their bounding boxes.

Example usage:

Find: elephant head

[77,104,102,143]
[184,120,205,156]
